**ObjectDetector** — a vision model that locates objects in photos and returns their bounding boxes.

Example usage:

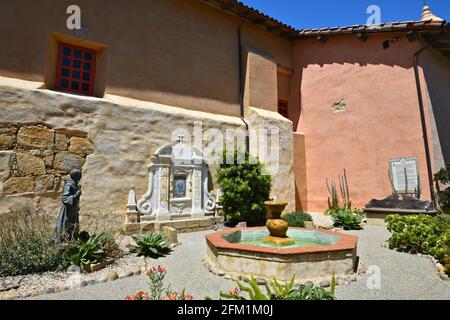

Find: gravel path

[30,225,450,300]
[335,226,450,300]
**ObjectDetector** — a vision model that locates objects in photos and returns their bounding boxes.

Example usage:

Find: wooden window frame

[278,99,289,118]
[55,42,97,96]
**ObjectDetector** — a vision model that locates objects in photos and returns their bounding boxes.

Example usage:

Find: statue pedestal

[263,236,295,246]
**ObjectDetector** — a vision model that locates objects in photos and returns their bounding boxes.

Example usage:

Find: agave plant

[330,208,364,230]
[127,232,172,258]
[65,232,107,267]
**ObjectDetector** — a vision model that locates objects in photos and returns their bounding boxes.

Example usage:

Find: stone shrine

[124,136,220,234]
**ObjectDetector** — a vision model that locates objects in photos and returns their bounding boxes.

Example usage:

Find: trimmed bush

[282,211,313,227]
[385,214,450,276]
[216,150,271,226]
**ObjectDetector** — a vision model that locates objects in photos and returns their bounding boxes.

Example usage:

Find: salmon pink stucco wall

[292,34,434,212]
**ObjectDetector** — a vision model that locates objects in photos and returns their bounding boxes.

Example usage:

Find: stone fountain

[263,200,295,246]
[204,200,359,283]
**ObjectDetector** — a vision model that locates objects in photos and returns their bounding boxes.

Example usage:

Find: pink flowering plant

[124,265,193,300]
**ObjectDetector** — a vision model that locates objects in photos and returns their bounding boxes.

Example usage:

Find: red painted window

[278,99,289,118]
[55,43,97,96]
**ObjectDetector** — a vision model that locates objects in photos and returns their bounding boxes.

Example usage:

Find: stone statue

[55,169,82,244]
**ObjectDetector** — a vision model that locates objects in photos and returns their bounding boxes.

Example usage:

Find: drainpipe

[238,22,250,154]
[412,29,449,205]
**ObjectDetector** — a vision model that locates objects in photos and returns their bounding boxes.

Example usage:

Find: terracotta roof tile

[201,0,448,40]
[297,20,448,38]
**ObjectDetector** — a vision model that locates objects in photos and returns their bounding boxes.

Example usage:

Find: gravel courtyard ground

[31,225,450,300]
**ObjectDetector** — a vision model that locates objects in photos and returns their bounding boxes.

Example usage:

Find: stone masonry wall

[0,122,93,210]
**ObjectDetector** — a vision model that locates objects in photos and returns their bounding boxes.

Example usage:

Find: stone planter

[81,262,106,273]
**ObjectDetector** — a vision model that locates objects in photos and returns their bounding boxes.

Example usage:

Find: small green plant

[65,232,107,267]
[127,232,172,258]
[282,211,313,227]
[219,275,335,300]
[329,208,364,230]
[216,150,271,226]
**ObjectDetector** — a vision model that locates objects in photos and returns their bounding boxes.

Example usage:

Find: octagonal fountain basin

[205,227,358,284]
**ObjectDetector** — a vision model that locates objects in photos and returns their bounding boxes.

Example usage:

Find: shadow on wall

[421,48,450,165]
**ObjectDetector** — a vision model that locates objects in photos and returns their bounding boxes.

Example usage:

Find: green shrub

[282,211,313,227]
[385,214,450,275]
[127,232,172,258]
[0,203,66,276]
[216,150,271,226]
[0,237,65,276]
[329,208,364,230]
[220,275,335,300]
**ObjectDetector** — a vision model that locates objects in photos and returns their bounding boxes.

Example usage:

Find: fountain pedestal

[264,201,295,246]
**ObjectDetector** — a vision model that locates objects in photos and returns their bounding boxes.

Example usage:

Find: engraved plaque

[389,157,420,193]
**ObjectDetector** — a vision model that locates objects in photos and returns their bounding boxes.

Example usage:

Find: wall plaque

[389,157,420,194]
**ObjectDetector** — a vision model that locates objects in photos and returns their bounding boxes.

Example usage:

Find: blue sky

[241,0,449,29]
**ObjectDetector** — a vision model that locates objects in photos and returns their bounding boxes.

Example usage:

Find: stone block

[16,153,46,176]
[125,211,140,223]
[44,155,54,167]
[200,219,213,227]
[3,176,35,194]
[0,135,13,149]
[17,126,53,149]
[68,137,94,156]
[0,123,18,135]
[141,222,155,232]
[53,152,85,172]
[171,220,187,229]
[0,151,12,182]
[54,128,88,138]
[35,175,55,193]
[55,134,69,151]
[162,226,179,244]
[186,220,200,228]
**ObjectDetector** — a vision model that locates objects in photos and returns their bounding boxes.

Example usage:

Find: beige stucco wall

[0,0,293,117]
[246,107,295,213]
[0,77,241,215]
[0,77,296,217]
[292,34,434,212]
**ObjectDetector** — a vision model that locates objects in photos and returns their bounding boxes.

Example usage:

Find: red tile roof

[201,0,449,40]
[297,20,449,38]
[200,0,299,39]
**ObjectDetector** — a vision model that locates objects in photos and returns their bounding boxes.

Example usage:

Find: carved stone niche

[134,137,215,221]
